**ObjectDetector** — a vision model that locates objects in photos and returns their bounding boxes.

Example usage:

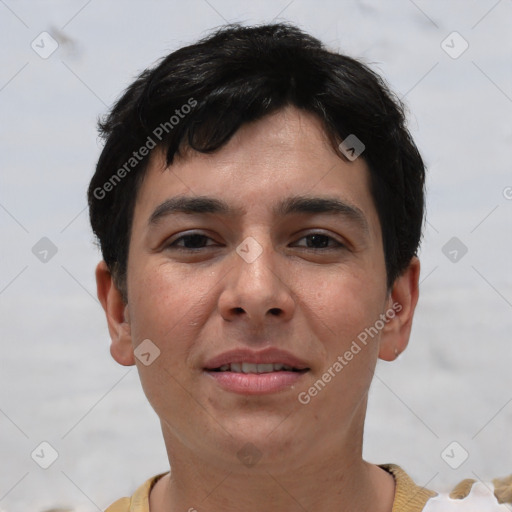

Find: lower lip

[205,370,307,395]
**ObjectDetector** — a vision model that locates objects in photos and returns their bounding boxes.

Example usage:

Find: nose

[218,236,296,325]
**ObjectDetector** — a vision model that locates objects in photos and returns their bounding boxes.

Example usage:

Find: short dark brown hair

[88,22,426,301]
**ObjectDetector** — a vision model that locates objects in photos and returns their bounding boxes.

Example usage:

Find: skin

[96,106,420,512]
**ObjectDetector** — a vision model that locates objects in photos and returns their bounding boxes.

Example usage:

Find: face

[99,106,418,473]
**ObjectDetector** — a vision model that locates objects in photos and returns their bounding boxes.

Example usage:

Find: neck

[149,426,395,512]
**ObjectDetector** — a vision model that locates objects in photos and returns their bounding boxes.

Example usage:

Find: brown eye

[293,233,345,250]
[166,233,218,251]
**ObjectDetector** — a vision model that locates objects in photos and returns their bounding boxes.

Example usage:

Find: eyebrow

[275,196,368,233]
[148,195,369,234]
[148,196,238,224]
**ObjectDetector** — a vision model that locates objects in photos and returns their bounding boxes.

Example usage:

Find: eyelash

[164,232,346,252]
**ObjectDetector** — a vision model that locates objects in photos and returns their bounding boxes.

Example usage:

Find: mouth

[209,362,309,374]
[203,349,310,395]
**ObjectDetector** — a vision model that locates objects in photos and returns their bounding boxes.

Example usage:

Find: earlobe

[95,260,135,366]
[378,257,421,362]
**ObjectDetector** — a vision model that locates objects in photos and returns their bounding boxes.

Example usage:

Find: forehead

[131,107,381,239]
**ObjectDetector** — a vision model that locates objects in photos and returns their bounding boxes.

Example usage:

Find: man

[88,23,511,512]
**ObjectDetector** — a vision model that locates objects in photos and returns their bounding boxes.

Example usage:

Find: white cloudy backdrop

[1,1,511,510]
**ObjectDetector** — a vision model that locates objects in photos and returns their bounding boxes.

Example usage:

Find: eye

[165,233,219,251]
[293,232,345,250]
[164,231,346,252]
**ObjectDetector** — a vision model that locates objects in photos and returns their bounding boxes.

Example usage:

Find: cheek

[300,266,386,350]
[126,263,214,413]
[297,273,385,421]
[127,261,211,343]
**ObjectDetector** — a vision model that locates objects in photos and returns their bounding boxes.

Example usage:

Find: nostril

[269,308,281,316]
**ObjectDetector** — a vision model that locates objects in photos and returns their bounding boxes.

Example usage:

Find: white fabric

[423,482,510,512]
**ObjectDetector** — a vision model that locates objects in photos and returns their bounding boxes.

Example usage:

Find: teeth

[255,363,274,373]
[217,363,297,373]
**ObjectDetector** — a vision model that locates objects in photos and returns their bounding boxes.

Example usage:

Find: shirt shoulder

[104,473,168,512]
[381,464,512,512]
[104,497,131,512]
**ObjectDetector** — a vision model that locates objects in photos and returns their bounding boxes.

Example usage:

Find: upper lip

[203,348,310,370]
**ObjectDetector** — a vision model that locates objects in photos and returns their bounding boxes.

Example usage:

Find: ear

[378,256,420,362]
[95,260,135,366]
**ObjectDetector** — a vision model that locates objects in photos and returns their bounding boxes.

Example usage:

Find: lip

[206,371,307,395]
[203,348,309,371]
[203,348,310,396]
